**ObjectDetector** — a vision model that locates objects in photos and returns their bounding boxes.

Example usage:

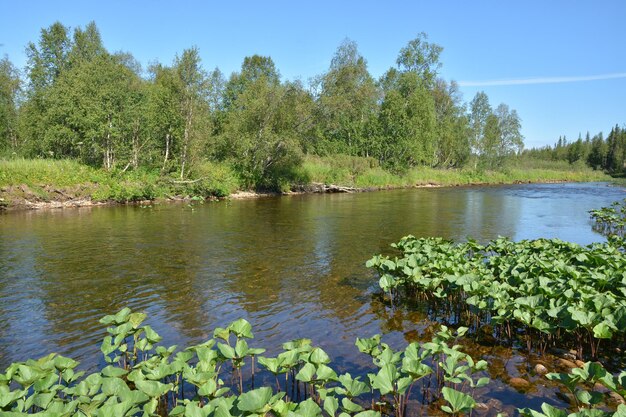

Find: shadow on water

[0,182,624,413]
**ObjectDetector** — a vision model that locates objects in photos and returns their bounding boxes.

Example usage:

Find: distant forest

[0,22,622,189]
[524,127,626,175]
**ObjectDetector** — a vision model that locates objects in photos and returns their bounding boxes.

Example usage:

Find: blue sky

[1,1,625,148]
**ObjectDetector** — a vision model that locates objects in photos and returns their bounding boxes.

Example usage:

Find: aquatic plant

[590,199,626,239]
[367,236,626,359]
[3,308,626,416]
[0,308,490,417]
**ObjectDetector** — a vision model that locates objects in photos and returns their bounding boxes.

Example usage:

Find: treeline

[523,125,626,175]
[0,21,525,189]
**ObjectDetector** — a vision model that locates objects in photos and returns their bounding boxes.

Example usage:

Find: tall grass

[0,156,611,208]
[0,158,242,204]
[0,158,102,187]
[302,155,610,188]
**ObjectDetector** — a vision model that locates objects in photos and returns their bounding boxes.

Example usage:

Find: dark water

[0,182,624,412]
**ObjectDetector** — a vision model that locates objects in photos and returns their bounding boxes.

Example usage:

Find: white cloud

[458,73,626,87]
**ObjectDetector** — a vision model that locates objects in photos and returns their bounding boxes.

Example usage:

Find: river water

[0,182,624,411]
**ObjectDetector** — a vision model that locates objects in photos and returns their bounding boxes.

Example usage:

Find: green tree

[315,39,378,156]
[147,64,185,171]
[25,21,71,92]
[0,56,21,152]
[432,79,470,167]
[494,103,524,156]
[469,91,491,161]
[606,125,626,173]
[21,22,72,156]
[481,113,501,168]
[219,69,304,190]
[396,32,443,88]
[67,21,106,67]
[224,55,280,109]
[174,47,210,179]
[375,71,436,171]
[587,133,607,170]
[43,53,144,168]
[566,136,586,165]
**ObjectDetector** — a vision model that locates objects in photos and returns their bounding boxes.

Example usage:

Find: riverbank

[0,157,611,211]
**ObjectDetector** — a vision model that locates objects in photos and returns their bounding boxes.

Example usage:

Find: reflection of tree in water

[23,207,239,365]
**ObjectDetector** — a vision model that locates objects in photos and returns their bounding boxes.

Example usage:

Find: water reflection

[0,183,623,407]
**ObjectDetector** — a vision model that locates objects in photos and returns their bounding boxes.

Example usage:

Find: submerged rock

[534,363,549,375]
[509,377,531,388]
[557,358,577,369]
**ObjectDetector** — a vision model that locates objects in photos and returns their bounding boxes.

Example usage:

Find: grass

[302,155,610,188]
[0,158,242,206]
[0,156,611,208]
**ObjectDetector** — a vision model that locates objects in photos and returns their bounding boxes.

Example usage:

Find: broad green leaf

[296,363,316,383]
[341,397,363,413]
[237,387,273,413]
[592,322,613,339]
[100,365,128,378]
[324,396,339,416]
[228,319,253,339]
[441,387,475,414]
[134,379,173,397]
[296,398,322,417]
[371,364,397,395]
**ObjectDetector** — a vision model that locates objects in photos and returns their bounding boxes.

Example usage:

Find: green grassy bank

[302,155,610,188]
[0,156,611,209]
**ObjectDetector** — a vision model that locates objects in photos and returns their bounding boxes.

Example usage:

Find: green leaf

[371,364,397,395]
[441,387,475,414]
[228,319,253,339]
[198,379,217,396]
[592,322,613,339]
[100,377,130,397]
[353,411,381,417]
[296,363,316,383]
[217,343,236,360]
[213,327,230,342]
[128,312,147,328]
[309,348,331,365]
[296,398,322,417]
[100,365,128,378]
[237,387,273,413]
[316,364,338,381]
[324,396,339,416]
[341,398,364,413]
[143,325,162,343]
[134,379,173,397]
[100,308,131,325]
[235,339,249,357]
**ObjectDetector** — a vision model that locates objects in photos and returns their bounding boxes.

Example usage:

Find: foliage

[0,56,21,152]
[0,308,492,417]
[0,158,241,204]
[367,235,626,359]
[590,199,626,238]
[469,93,524,169]
[374,72,436,172]
[314,39,378,157]
[4,21,621,193]
[519,362,626,417]
[524,126,626,175]
[3,308,625,416]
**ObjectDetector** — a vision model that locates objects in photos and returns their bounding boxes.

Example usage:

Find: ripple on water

[1,183,625,409]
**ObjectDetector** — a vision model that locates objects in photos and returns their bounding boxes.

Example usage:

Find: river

[0,182,623,412]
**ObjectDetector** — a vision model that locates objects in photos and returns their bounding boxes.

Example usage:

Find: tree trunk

[180,98,193,180]
[162,132,171,172]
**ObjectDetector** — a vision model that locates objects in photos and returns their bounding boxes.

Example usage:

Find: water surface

[0,182,623,411]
